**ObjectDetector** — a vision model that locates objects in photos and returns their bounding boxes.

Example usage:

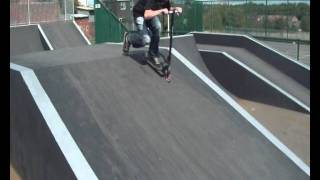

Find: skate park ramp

[160,34,309,113]
[40,21,89,49]
[161,35,310,165]
[11,42,309,179]
[10,25,50,56]
[191,32,310,110]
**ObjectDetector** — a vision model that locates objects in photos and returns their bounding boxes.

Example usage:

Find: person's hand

[161,8,169,15]
[174,7,182,14]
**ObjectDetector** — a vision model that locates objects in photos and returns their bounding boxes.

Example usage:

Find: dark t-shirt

[133,0,171,18]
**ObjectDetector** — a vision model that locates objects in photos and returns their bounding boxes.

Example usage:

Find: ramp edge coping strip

[72,20,92,45]
[10,63,99,180]
[10,20,75,28]
[191,31,310,70]
[10,24,39,28]
[199,49,310,112]
[37,24,54,51]
[162,47,310,176]
[160,34,193,40]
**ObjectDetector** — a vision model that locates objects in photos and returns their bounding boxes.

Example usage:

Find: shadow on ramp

[128,50,170,78]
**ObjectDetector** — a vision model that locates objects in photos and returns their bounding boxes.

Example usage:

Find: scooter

[146,10,178,83]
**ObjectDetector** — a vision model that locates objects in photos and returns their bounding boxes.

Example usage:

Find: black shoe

[147,52,162,69]
[122,32,130,55]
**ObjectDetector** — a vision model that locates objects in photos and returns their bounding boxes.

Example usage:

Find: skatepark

[10,1,310,180]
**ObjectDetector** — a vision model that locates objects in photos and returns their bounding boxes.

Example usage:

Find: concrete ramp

[11,43,308,179]
[191,32,310,110]
[10,25,50,57]
[40,21,90,49]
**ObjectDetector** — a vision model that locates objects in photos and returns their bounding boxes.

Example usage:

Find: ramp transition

[11,43,308,179]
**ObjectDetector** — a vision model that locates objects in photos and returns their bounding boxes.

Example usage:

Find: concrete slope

[40,21,88,49]
[10,44,308,179]
[10,25,49,57]
[10,69,77,180]
[199,49,308,113]
[159,35,238,100]
[192,33,309,108]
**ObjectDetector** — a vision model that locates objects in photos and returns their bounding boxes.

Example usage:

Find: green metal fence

[94,0,128,43]
[94,0,309,42]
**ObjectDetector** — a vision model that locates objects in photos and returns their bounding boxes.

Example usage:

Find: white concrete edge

[160,33,193,40]
[199,49,310,112]
[162,47,310,176]
[37,24,54,51]
[245,35,310,70]
[191,31,310,70]
[10,63,99,180]
[191,31,246,37]
[10,24,39,28]
[72,20,92,45]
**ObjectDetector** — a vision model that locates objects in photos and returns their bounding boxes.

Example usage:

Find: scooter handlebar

[168,9,181,15]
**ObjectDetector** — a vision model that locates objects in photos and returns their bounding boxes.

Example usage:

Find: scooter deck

[146,59,166,76]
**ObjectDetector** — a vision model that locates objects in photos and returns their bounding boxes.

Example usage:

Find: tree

[300,15,310,32]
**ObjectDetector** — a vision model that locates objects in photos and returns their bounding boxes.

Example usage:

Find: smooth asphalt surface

[40,21,88,49]
[160,35,239,100]
[195,39,310,108]
[10,25,49,56]
[11,42,308,179]
[10,69,76,180]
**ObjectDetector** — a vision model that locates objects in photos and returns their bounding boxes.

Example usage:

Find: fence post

[73,0,75,17]
[28,0,30,24]
[297,39,300,61]
[287,0,289,39]
[167,14,170,37]
[65,0,67,21]
[265,0,267,37]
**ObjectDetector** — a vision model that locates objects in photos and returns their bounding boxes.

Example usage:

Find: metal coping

[199,49,310,112]
[72,20,92,45]
[10,63,99,180]
[37,24,54,51]
[10,24,39,28]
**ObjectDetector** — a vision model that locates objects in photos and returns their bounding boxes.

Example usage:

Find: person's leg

[128,17,151,48]
[145,17,161,58]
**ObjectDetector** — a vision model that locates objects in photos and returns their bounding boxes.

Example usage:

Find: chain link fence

[10,0,74,26]
[181,0,309,41]
[99,0,309,41]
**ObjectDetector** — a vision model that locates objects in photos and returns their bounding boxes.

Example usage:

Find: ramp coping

[37,24,54,51]
[199,49,310,112]
[161,47,310,176]
[10,63,99,180]
[160,34,193,39]
[190,31,310,70]
[72,20,92,45]
[10,24,39,28]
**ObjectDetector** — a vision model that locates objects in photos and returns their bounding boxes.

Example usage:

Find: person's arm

[144,8,169,19]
